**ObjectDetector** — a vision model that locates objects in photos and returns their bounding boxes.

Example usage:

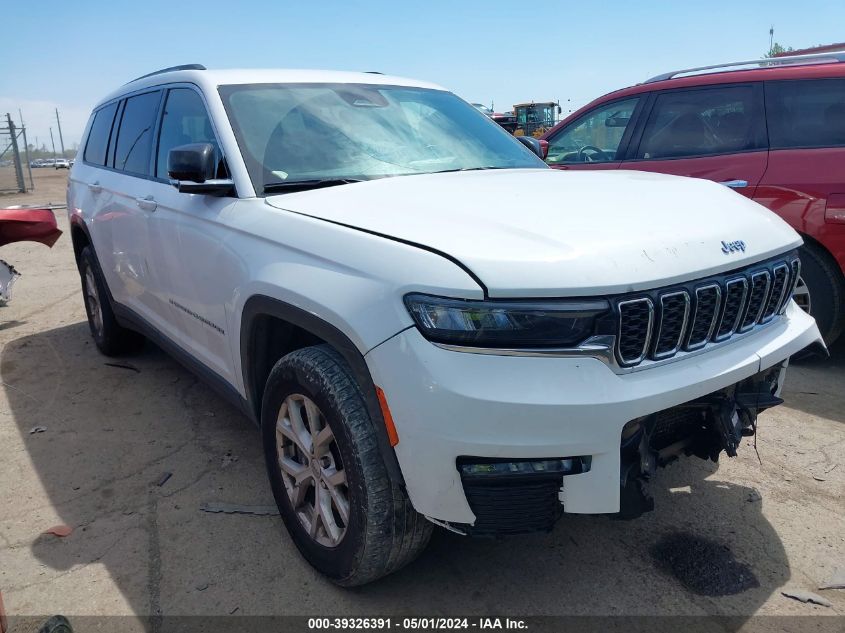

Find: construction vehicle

[513,101,561,137]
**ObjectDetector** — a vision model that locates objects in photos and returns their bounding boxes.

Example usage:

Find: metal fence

[0,113,34,194]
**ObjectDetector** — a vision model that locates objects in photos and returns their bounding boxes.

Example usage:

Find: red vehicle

[541,51,845,346]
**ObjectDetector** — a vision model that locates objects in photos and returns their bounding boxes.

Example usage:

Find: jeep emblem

[721,240,746,254]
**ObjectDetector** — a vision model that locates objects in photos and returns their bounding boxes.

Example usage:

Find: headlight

[404,293,610,348]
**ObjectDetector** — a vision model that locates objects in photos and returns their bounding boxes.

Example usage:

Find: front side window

[218,83,546,194]
[636,86,758,160]
[545,98,639,164]
[114,91,161,175]
[155,88,222,179]
[766,79,845,149]
[83,102,118,166]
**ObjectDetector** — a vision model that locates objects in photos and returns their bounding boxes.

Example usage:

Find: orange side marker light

[376,386,399,446]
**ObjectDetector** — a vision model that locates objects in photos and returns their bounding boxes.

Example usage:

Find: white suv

[68,65,823,586]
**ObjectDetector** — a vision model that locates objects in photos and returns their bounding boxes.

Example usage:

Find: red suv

[541,51,845,347]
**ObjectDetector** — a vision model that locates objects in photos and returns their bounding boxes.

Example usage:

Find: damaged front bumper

[365,301,823,535]
[616,362,786,520]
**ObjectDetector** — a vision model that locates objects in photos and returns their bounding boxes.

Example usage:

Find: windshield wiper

[263,178,364,194]
[428,166,517,175]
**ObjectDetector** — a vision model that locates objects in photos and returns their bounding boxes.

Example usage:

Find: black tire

[79,246,144,356]
[797,242,845,347]
[261,344,432,586]
[39,616,73,633]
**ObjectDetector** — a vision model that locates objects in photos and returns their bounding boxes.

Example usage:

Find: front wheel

[261,344,431,586]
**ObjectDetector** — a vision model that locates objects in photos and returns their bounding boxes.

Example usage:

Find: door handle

[719,179,748,189]
[87,181,102,194]
[135,196,157,212]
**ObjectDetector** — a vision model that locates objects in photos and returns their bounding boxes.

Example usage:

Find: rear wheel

[79,246,144,355]
[261,344,432,586]
[796,242,845,347]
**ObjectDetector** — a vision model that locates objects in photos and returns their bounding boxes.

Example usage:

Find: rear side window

[636,85,759,160]
[155,88,221,179]
[766,79,845,149]
[114,91,161,175]
[83,103,118,166]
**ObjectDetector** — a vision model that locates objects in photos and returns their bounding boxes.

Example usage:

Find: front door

[144,86,241,384]
[544,96,642,172]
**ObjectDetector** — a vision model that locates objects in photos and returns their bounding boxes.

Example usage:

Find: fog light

[458,457,589,480]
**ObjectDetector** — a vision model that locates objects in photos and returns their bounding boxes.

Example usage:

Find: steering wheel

[577,145,610,162]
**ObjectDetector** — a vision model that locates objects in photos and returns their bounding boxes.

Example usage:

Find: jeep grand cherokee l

[541,50,845,348]
[68,65,822,586]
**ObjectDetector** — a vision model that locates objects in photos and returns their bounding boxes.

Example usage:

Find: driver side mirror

[516,136,545,159]
[168,143,234,196]
[539,139,549,160]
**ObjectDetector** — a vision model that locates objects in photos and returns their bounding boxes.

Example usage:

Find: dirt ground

[0,170,843,624]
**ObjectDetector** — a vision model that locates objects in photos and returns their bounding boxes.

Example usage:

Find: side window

[636,85,758,160]
[83,102,118,166]
[766,79,845,149]
[545,98,639,164]
[113,91,161,175]
[155,88,223,179]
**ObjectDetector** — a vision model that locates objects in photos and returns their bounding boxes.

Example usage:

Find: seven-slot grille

[615,254,799,367]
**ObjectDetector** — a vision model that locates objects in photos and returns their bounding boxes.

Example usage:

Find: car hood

[265,169,802,297]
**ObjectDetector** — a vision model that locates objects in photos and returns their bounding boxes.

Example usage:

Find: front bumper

[365,301,821,526]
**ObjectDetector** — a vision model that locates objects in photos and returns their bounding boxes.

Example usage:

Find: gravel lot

[1,171,843,624]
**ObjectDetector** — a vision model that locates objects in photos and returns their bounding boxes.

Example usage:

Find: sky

[2,0,843,150]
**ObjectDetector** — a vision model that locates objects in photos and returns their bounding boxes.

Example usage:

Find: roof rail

[127,64,207,84]
[644,50,845,84]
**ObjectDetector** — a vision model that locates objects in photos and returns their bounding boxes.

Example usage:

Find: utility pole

[49,127,56,158]
[18,110,34,190]
[769,26,774,53]
[55,108,65,156]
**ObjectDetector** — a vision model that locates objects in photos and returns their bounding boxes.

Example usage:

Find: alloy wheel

[84,266,104,336]
[275,394,350,547]
[792,276,811,315]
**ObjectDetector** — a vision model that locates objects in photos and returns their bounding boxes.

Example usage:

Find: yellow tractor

[512,101,561,138]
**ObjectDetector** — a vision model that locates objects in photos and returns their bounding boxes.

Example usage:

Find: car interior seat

[644,112,712,158]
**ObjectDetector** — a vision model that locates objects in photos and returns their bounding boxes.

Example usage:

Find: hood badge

[721,240,746,254]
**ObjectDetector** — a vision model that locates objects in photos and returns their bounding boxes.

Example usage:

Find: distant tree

[766,42,794,57]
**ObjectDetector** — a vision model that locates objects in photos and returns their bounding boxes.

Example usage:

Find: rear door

[543,96,643,171]
[621,83,768,198]
[755,77,845,270]
[105,89,174,334]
